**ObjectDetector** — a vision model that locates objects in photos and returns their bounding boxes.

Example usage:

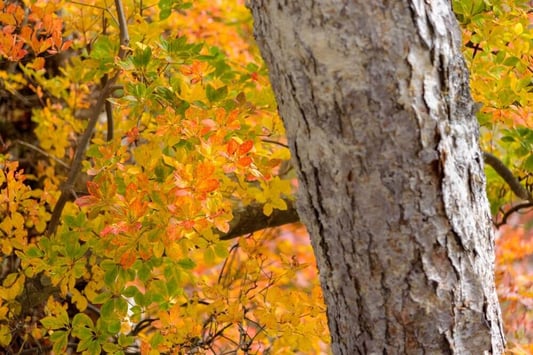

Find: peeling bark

[248,1,505,353]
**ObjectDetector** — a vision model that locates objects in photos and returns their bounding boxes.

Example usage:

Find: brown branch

[105,100,114,141]
[483,151,531,201]
[219,198,300,240]
[15,140,69,168]
[495,201,533,228]
[46,0,130,236]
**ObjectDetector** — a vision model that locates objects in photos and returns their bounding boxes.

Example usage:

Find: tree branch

[46,0,130,236]
[483,151,531,201]
[495,201,533,228]
[219,198,300,240]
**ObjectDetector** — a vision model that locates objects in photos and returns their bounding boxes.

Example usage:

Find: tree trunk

[248,1,505,354]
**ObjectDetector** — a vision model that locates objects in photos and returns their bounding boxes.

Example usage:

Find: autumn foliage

[0,0,531,353]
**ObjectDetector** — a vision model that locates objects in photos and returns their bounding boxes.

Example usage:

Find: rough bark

[249,1,505,354]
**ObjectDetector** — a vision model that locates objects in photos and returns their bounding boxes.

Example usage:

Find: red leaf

[238,140,253,155]
[237,156,253,167]
[227,139,239,155]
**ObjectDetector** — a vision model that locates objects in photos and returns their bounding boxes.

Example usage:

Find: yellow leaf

[71,289,87,312]
[153,241,164,258]
[126,166,142,175]
[271,198,288,211]
[0,240,12,255]
[166,243,182,260]
[0,273,24,300]
[11,211,24,228]
[0,218,12,234]
[0,305,8,320]
[263,203,273,216]
[162,154,179,169]
[0,324,12,347]
[513,23,523,35]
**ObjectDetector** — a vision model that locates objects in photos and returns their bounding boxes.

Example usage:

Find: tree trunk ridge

[249,0,505,354]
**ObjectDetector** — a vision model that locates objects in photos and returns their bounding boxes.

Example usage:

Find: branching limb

[495,201,533,228]
[46,0,130,236]
[483,151,531,201]
[219,198,300,240]
[15,140,69,168]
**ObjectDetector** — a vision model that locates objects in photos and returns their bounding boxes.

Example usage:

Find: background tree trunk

[248,1,505,353]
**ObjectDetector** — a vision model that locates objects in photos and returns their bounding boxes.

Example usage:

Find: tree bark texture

[249,1,505,354]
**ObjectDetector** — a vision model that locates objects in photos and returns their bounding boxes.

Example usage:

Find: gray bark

[248,1,505,354]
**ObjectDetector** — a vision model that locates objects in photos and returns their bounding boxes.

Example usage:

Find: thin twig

[15,140,70,168]
[495,201,533,228]
[261,138,288,148]
[67,0,119,25]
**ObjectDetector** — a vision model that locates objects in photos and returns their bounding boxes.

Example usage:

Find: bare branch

[495,201,533,228]
[219,198,300,240]
[15,140,69,168]
[47,0,130,236]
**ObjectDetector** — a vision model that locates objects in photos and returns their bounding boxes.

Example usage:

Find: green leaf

[57,307,70,328]
[50,330,69,353]
[206,84,228,103]
[100,299,115,318]
[118,334,135,347]
[86,144,103,159]
[166,277,181,297]
[138,263,151,282]
[123,285,139,298]
[25,246,43,258]
[160,8,171,20]
[524,154,533,172]
[106,319,122,334]
[503,56,520,67]
[103,342,121,353]
[41,316,66,330]
[177,258,195,269]
[92,291,112,305]
[132,46,152,68]
[151,332,165,347]
[204,247,215,264]
[88,341,102,354]
[104,265,119,286]
[90,36,116,72]
[214,242,229,258]
[72,313,94,329]
[76,337,94,352]
[74,327,93,341]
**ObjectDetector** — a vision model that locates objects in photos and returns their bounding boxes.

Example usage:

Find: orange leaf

[126,127,139,144]
[19,25,32,42]
[120,250,136,269]
[196,178,219,193]
[238,140,253,155]
[197,162,215,180]
[227,139,239,155]
[237,156,252,167]
[31,57,45,70]
[86,181,100,198]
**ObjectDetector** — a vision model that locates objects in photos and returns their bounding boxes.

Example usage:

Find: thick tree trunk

[249,1,505,354]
